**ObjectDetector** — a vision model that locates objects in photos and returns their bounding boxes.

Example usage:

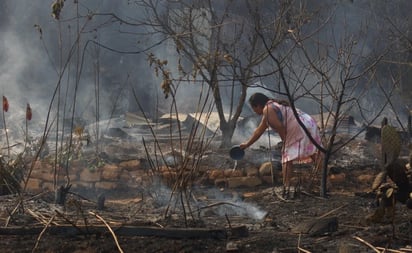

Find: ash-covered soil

[0,137,411,253]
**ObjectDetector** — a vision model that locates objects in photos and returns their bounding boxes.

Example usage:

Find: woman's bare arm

[240,112,269,149]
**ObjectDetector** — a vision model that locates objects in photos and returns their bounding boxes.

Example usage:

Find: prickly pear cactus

[381,125,401,167]
[372,171,387,191]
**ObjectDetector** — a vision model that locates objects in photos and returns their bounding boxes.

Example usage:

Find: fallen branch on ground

[89,211,124,253]
[352,236,380,253]
[31,214,56,253]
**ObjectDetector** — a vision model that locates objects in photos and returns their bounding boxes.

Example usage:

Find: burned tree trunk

[54,185,71,206]
[219,121,236,148]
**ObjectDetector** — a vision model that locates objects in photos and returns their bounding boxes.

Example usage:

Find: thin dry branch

[31,214,56,253]
[297,246,312,253]
[376,247,410,253]
[5,202,23,228]
[89,211,124,253]
[54,209,83,234]
[27,208,59,226]
[352,236,380,253]
[318,204,348,219]
[297,233,312,253]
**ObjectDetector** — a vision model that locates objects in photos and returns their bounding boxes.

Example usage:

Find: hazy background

[0,0,411,140]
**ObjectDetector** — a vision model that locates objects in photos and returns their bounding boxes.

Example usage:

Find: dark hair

[248,92,290,107]
[249,93,269,107]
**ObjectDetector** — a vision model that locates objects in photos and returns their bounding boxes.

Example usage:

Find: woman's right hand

[239,143,248,150]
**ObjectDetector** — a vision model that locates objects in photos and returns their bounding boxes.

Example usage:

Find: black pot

[229,145,245,160]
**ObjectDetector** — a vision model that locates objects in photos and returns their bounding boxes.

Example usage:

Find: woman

[240,92,322,198]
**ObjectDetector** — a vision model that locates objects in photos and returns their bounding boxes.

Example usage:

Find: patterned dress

[268,101,321,164]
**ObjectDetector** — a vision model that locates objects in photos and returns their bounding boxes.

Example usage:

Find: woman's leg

[282,161,293,188]
[281,161,294,199]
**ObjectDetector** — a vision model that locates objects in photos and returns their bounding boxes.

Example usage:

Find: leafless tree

[136,0,303,147]
[256,2,401,197]
[40,0,411,201]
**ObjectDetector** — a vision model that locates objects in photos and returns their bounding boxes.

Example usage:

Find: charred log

[0,225,227,239]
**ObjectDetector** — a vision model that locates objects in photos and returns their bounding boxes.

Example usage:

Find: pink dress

[268,101,321,164]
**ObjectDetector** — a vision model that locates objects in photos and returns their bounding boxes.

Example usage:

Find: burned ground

[0,135,411,253]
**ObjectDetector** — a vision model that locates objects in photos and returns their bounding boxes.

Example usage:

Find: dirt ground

[0,138,412,253]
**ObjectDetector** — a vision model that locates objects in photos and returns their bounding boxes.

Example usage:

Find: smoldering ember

[1,1,412,253]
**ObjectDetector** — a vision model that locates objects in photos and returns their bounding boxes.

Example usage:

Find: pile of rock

[25,158,147,194]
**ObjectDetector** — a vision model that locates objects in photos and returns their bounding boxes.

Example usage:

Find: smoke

[0,1,157,139]
[146,179,267,220]
[196,187,268,221]
[1,0,410,143]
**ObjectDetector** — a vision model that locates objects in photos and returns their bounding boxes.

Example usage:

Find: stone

[224,169,243,177]
[259,162,273,176]
[101,164,122,181]
[209,169,224,180]
[357,174,374,184]
[119,159,141,170]
[24,178,42,192]
[128,169,144,178]
[119,171,132,183]
[95,181,118,190]
[79,168,101,182]
[245,167,258,177]
[329,173,346,184]
[30,162,53,180]
[226,176,262,188]
[56,173,77,183]
[71,181,93,189]
[70,159,88,168]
